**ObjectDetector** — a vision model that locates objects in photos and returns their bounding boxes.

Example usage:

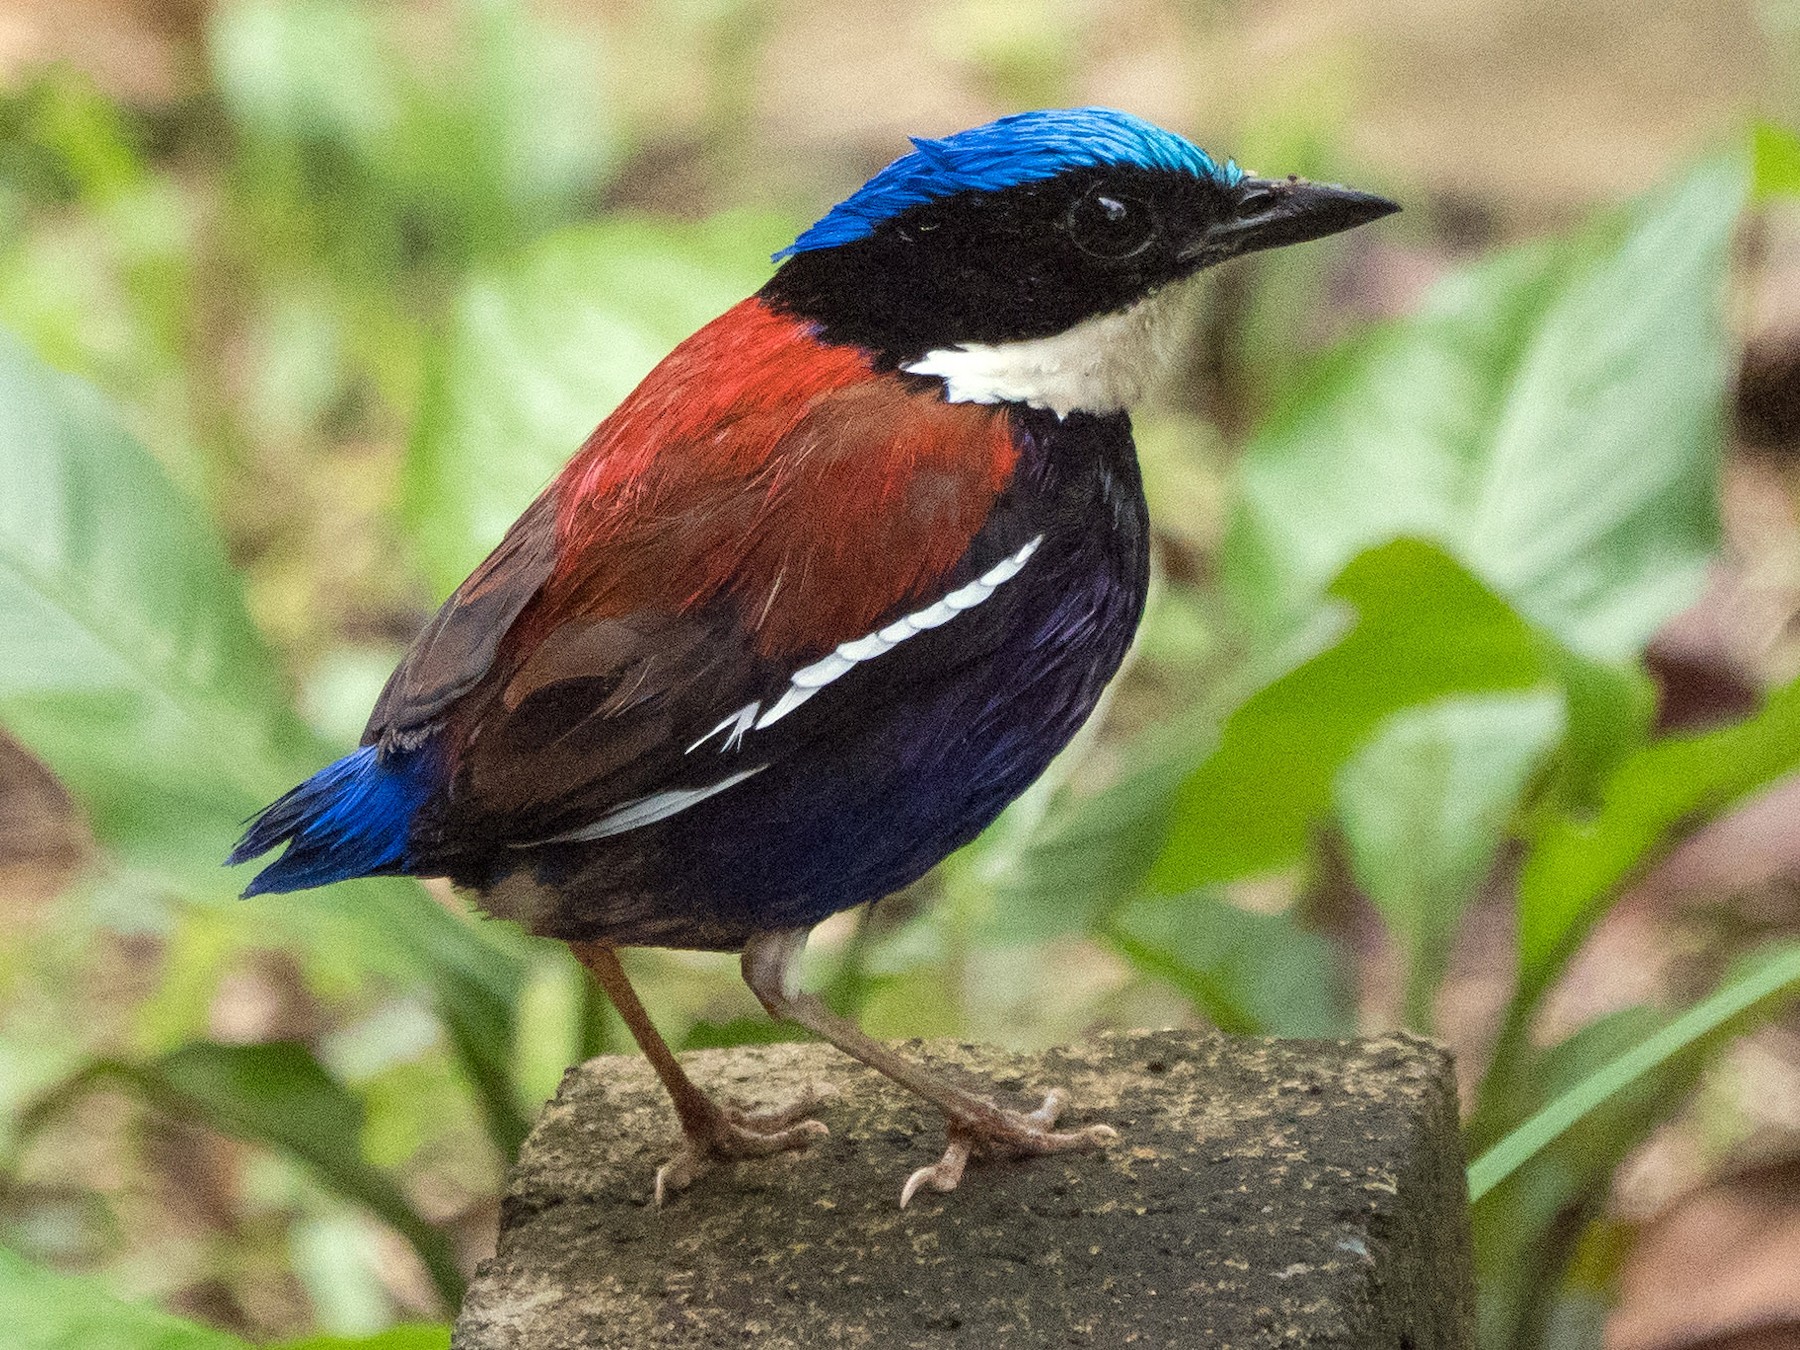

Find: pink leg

[571,940,829,1204]
[740,929,1116,1207]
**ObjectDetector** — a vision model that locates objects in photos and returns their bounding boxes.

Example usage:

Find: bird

[229,107,1397,1207]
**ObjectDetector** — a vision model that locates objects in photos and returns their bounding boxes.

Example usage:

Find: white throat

[901,277,1199,418]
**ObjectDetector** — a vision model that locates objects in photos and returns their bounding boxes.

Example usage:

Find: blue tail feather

[228,744,436,896]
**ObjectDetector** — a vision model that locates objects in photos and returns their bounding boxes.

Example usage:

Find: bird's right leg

[569,940,829,1204]
[741,929,1115,1207]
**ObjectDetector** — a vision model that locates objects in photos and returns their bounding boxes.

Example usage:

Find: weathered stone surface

[454,1030,1473,1349]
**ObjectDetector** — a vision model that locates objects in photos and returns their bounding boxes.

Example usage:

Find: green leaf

[1544,648,1656,811]
[211,0,397,157]
[0,325,313,876]
[356,877,531,1158]
[0,1245,249,1350]
[387,2,618,234]
[270,1328,450,1350]
[212,0,617,261]
[1226,157,1742,662]
[1107,890,1349,1036]
[1752,122,1800,200]
[24,1042,463,1308]
[1469,943,1800,1203]
[0,1243,448,1350]
[1150,539,1549,892]
[406,214,782,593]
[1335,690,1565,1029]
[1517,676,1800,996]
[966,587,1345,946]
[974,719,1212,944]
[1467,1006,1704,1350]
[680,1017,807,1051]
[0,320,530,1159]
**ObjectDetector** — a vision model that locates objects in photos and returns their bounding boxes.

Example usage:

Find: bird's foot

[899,1087,1117,1208]
[654,1088,833,1206]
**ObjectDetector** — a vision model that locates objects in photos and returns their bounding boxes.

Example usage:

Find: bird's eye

[1065,186,1157,260]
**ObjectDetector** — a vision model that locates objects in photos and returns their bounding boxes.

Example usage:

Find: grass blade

[1467,944,1800,1200]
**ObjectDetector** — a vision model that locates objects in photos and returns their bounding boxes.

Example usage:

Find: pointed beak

[1182,176,1400,267]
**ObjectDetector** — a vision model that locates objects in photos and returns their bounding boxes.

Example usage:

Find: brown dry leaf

[1610,1161,1800,1350]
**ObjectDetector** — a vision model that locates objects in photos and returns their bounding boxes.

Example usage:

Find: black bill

[1184,176,1400,266]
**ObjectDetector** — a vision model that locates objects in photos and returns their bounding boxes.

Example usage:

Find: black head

[760,108,1398,374]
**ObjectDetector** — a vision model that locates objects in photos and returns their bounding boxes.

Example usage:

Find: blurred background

[0,1,1797,1347]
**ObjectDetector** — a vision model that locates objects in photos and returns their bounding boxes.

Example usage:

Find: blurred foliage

[1227,161,1734,664]
[409,211,782,592]
[214,0,617,272]
[0,1,1795,1347]
[17,1041,464,1306]
[0,1244,246,1350]
[0,1241,447,1350]
[1752,121,1800,199]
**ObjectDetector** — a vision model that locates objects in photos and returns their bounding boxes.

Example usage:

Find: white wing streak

[524,535,1043,845]
[525,767,767,845]
[749,534,1042,732]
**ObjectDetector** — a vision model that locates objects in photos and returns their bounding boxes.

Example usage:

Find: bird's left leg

[570,940,829,1204]
[740,928,1116,1207]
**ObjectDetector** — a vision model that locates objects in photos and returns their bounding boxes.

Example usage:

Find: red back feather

[530,298,1018,660]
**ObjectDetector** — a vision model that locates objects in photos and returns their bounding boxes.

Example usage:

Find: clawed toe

[653,1096,832,1206]
[897,1087,1117,1208]
[982,1089,1119,1158]
[723,1082,838,1134]
[901,1135,972,1207]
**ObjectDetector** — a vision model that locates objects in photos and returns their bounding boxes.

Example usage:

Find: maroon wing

[368,299,1020,857]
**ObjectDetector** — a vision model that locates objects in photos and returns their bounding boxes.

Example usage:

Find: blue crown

[776,107,1243,260]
